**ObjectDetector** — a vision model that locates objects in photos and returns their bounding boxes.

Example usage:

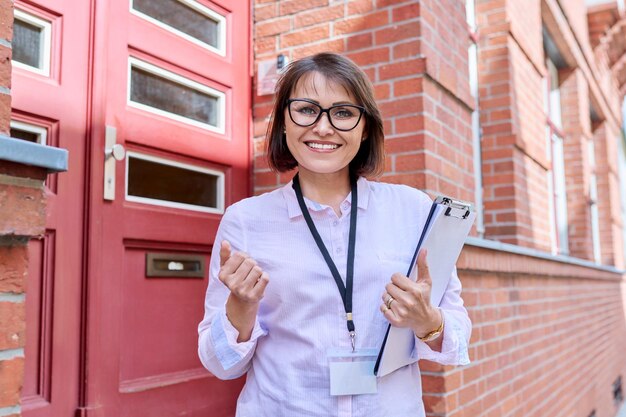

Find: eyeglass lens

[288,100,363,131]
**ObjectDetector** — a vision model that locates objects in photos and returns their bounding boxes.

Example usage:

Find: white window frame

[545,57,569,255]
[619,132,626,264]
[12,9,52,77]
[129,0,226,56]
[588,140,602,263]
[127,57,226,134]
[466,0,485,237]
[10,120,48,145]
[125,151,225,214]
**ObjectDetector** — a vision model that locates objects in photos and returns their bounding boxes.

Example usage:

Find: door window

[128,58,225,132]
[125,152,224,213]
[130,0,226,55]
[13,9,51,76]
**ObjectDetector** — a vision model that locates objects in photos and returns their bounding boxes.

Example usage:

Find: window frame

[12,8,52,77]
[125,151,225,214]
[129,0,226,56]
[127,57,226,133]
[10,119,48,145]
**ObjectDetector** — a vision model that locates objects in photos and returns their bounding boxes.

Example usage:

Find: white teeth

[306,142,339,150]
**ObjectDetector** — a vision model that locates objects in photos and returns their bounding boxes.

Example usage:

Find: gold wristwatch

[417,310,444,342]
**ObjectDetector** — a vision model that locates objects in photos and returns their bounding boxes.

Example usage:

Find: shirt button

[333,220,338,226]
[342,202,349,210]
[336,247,342,254]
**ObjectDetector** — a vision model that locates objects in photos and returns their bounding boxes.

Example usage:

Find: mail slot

[146,252,205,278]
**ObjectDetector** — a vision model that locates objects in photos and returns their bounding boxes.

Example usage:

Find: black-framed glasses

[287,98,366,132]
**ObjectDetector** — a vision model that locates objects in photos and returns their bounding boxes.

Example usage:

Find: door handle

[103,126,124,201]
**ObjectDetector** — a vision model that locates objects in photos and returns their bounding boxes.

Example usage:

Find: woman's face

[284,71,366,178]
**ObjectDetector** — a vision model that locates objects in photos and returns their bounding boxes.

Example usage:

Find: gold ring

[386,296,395,310]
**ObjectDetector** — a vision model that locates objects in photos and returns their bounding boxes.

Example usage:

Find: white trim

[125,151,225,214]
[12,9,51,77]
[129,0,226,56]
[127,57,226,134]
[10,120,48,145]
[465,237,623,274]
[588,140,602,263]
[552,134,569,256]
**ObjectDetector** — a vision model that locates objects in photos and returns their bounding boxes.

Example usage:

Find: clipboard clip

[438,196,472,219]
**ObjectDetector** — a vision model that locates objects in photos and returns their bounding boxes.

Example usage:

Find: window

[466,0,484,236]
[130,0,226,55]
[588,140,601,263]
[619,132,626,264]
[545,57,569,255]
[12,9,51,76]
[10,120,48,145]
[128,58,225,132]
[125,152,225,214]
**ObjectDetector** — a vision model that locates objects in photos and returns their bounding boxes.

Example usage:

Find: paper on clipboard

[374,197,476,377]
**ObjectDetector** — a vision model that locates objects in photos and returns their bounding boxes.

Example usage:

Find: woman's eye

[297,106,319,115]
[332,107,356,119]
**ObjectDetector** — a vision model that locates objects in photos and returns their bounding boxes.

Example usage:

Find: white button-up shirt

[198,178,471,417]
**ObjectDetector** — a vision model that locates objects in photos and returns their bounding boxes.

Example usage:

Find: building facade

[0,0,625,417]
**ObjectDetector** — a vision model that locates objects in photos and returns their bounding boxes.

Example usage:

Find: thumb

[219,240,231,267]
[416,249,431,285]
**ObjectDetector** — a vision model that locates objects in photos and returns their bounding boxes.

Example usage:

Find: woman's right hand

[218,240,269,342]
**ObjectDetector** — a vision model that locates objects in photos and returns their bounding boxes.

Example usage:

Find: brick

[345,47,389,66]
[347,0,373,15]
[0,301,25,350]
[281,24,329,48]
[394,77,423,96]
[374,21,420,45]
[379,57,426,80]
[295,5,344,28]
[346,33,373,50]
[0,45,11,90]
[0,357,23,408]
[279,0,328,15]
[0,245,27,293]
[392,2,420,22]
[254,3,277,22]
[256,17,291,38]
[0,183,46,237]
[0,0,13,41]
[333,11,389,36]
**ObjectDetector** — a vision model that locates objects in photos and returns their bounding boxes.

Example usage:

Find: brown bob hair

[266,52,385,178]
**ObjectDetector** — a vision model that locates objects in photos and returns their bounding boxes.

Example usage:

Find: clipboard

[373,196,476,377]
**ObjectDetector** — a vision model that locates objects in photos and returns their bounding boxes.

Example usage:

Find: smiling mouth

[305,142,341,150]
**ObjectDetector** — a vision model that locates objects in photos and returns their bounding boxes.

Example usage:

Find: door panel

[86,0,251,416]
[13,0,90,416]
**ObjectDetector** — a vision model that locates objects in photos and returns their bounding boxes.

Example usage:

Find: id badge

[327,348,378,396]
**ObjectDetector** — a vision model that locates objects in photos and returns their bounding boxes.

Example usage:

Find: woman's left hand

[380,249,442,338]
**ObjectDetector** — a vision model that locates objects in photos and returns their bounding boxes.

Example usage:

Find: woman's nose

[312,111,334,135]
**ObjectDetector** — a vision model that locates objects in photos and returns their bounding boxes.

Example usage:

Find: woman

[198,52,471,416]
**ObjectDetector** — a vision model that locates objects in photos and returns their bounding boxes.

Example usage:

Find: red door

[11,0,90,416]
[85,0,251,416]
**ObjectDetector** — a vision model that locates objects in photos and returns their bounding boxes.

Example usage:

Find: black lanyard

[292,173,358,351]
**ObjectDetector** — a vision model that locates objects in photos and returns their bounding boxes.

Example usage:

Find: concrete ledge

[0,135,68,173]
[465,236,624,274]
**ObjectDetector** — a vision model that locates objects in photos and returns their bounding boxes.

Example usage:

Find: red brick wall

[429,246,626,417]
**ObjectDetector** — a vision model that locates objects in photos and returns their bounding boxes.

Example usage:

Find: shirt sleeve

[414,266,471,366]
[197,203,268,380]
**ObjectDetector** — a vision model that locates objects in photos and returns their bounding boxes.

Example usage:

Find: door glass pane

[13,19,42,68]
[130,66,219,127]
[132,0,221,49]
[11,128,40,143]
[127,155,221,210]
[10,121,47,145]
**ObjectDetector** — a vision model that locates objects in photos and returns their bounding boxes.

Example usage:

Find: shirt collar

[282,176,370,219]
